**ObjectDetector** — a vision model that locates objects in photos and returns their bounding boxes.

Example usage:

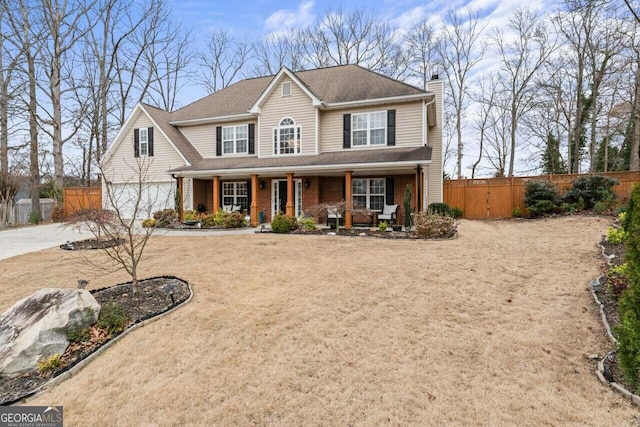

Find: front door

[272,179,302,218]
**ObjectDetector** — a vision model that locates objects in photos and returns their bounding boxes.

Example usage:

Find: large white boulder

[0,288,101,376]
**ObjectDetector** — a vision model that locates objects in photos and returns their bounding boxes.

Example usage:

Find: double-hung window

[352,178,385,211]
[222,125,248,155]
[222,182,248,210]
[352,111,386,146]
[273,117,301,155]
[139,128,149,156]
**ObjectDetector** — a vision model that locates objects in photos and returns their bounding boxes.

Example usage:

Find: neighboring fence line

[14,198,55,224]
[63,187,102,217]
[443,171,640,220]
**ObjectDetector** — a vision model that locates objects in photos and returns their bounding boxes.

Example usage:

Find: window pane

[370,195,384,211]
[352,130,367,146]
[223,197,233,206]
[353,196,366,210]
[223,127,234,141]
[139,128,148,143]
[370,112,386,129]
[236,182,247,195]
[236,139,247,153]
[223,183,234,195]
[237,196,248,210]
[370,179,385,195]
[370,129,385,145]
[352,114,367,130]
[139,141,148,156]
[280,118,294,126]
[223,141,234,154]
[352,179,367,195]
[236,125,247,139]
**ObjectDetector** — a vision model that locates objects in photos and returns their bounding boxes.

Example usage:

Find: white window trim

[273,117,302,156]
[351,111,387,147]
[139,127,149,157]
[352,178,386,211]
[282,81,291,97]
[222,124,249,155]
[222,181,248,209]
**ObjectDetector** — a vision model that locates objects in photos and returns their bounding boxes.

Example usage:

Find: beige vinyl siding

[425,80,444,204]
[104,110,185,183]
[320,101,424,152]
[259,77,316,158]
[178,121,257,159]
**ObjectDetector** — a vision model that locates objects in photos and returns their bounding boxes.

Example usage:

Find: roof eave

[321,93,434,110]
[169,112,256,126]
[170,159,432,176]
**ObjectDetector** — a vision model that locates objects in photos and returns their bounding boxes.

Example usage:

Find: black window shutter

[248,124,255,154]
[148,127,154,156]
[385,178,395,205]
[343,114,351,149]
[134,128,140,157]
[247,180,252,211]
[387,110,396,146]
[342,178,346,201]
[216,126,222,156]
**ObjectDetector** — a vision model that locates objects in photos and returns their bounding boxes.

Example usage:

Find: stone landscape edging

[592,242,640,407]
[9,277,193,406]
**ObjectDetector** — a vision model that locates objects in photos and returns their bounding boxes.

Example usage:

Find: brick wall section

[192,179,212,212]
[257,178,273,222]
[393,174,417,226]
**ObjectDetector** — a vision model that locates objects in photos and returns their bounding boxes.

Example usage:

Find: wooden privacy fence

[63,187,102,217]
[443,171,640,220]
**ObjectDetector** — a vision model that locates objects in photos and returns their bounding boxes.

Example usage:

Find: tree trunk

[508,102,517,177]
[27,50,40,218]
[51,42,64,201]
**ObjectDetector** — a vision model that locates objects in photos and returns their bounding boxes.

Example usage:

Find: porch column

[177,177,184,222]
[250,174,259,226]
[286,172,294,217]
[212,176,220,212]
[345,171,352,229]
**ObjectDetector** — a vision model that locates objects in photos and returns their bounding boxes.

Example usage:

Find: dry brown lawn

[1,216,638,425]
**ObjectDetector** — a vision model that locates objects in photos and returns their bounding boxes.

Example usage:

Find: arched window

[273,117,301,155]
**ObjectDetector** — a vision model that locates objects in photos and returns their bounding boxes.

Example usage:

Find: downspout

[423,97,436,146]
[171,174,180,214]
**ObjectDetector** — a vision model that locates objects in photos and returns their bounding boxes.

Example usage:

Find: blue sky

[168,0,517,41]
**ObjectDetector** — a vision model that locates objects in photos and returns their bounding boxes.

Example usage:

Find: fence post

[463,178,467,218]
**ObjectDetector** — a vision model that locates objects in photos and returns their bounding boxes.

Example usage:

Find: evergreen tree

[541,132,567,174]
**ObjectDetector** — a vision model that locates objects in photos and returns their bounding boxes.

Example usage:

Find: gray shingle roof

[170,146,432,173]
[169,65,428,122]
[142,103,203,165]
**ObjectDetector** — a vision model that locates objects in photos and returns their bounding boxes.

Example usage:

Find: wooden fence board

[64,187,102,217]
[443,171,640,220]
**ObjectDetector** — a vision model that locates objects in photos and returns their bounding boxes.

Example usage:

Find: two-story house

[102,64,443,227]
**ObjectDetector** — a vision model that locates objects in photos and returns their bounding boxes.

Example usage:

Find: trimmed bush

[67,326,91,343]
[37,354,61,375]
[51,204,65,222]
[413,212,455,238]
[451,207,463,219]
[271,213,295,233]
[223,211,246,228]
[524,180,560,217]
[297,216,317,230]
[141,218,156,228]
[615,185,640,391]
[199,213,217,227]
[97,302,128,335]
[427,202,452,217]
[564,175,618,210]
[607,227,627,244]
[153,209,178,225]
[378,221,388,232]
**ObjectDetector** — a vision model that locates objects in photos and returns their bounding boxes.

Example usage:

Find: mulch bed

[596,239,634,392]
[288,227,457,240]
[0,276,191,406]
[60,238,124,250]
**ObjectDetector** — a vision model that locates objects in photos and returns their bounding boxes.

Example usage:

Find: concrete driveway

[0,223,94,261]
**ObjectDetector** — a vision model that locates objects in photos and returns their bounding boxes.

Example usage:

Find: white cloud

[264,1,315,35]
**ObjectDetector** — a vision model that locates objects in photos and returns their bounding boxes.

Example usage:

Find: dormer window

[273,117,301,155]
[282,81,291,97]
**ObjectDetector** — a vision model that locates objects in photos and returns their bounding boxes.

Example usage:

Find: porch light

[303,178,310,188]
[259,180,265,190]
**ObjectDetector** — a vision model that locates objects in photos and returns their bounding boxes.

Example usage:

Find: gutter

[170,113,255,126]
[321,93,434,110]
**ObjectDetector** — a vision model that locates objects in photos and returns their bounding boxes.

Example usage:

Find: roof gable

[249,67,322,114]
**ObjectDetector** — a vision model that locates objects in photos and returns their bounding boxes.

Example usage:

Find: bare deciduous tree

[436,9,486,178]
[196,30,252,94]
[405,20,442,90]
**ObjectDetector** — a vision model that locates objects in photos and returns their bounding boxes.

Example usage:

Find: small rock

[327,232,336,236]
[359,233,366,237]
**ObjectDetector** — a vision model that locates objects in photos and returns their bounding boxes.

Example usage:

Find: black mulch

[596,241,635,392]
[0,276,190,406]
[288,227,457,240]
[60,238,124,251]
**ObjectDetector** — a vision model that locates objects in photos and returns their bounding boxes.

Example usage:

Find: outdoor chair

[377,204,398,225]
[326,205,343,227]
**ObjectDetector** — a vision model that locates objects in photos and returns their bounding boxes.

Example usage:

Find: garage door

[106,181,176,219]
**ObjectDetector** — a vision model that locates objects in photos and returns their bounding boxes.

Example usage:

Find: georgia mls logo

[0,405,63,427]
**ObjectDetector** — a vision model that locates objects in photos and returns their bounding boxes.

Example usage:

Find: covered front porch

[176,168,426,229]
